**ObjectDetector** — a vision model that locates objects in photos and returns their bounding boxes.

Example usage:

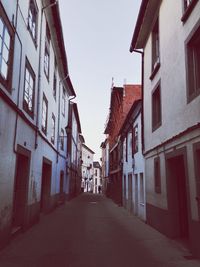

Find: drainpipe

[35,0,58,149]
[13,0,23,154]
[57,75,75,163]
[132,49,144,154]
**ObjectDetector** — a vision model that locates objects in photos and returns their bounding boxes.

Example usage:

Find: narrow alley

[0,194,199,267]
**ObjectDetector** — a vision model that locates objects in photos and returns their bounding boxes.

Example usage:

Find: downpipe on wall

[132,49,144,154]
[13,0,23,154]
[35,0,58,149]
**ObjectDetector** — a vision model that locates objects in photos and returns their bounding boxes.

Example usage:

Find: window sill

[152,121,162,132]
[187,89,200,104]
[181,0,199,23]
[41,127,47,136]
[150,62,160,81]
[23,102,34,119]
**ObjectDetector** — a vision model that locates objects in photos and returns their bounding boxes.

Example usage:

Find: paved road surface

[0,193,199,267]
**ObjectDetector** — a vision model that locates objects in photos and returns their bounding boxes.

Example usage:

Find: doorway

[40,159,52,213]
[135,174,138,216]
[128,174,133,213]
[12,151,30,230]
[167,155,189,239]
[59,171,65,203]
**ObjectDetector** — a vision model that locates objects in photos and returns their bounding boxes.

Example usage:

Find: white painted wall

[141,0,200,220]
[0,0,74,233]
[81,145,94,192]
[93,166,102,194]
[143,0,200,152]
[123,112,146,220]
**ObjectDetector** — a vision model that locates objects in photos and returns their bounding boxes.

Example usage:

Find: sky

[59,0,142,161]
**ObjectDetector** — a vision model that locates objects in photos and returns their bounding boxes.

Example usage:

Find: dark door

[12,154,29,228]
[40,162,51,213]
[128,174,133,212]
[59,171,65,203]
[167,156,189,238]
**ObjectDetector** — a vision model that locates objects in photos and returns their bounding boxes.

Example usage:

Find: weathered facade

[0,0,77,248]
[81,144,95,193]
[120,100,145,221]
[93,161,102,194]
[130,0,200,257]
[67,102,82,199]
[100,138,109,195]
[104,84,141,205]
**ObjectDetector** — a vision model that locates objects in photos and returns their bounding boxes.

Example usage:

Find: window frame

[181,0,199,23]
[132,124,138,156]
[23,57,35,118]
[51,113,55,144]
[185,20,200,103]
[27,0,38,45]
[53,57,57,100]
[0,4,14,92]
[44,41,50,81]
[60,128,64,151]
[41,93,48,135]
[62,87,66,116]
[152,81,162,132]
[150,17,160,80]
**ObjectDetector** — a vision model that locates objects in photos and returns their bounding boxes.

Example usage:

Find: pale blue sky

[59,0,141,160]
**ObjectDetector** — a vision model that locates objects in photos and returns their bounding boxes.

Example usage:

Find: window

[125,135,128,162]
[186,24,200,102]
[23,58,35,117]
[53,57,57,99]
[0,8,14,90]
[44,43,50,80]
[28,0,38,42]
[51,113,55,144]
[154,157,161,194]
[62,88,66,116]
[182,0,198,22]
[46,22,50,43]
[140,173,144,204]
[60,128,64,150]
[42,94,48,134]
[151,18,160,79]
[132,124,138,155]
[95,169,97,176]
[152,83,162,131]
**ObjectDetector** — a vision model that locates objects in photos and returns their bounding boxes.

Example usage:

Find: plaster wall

[143,0,200,152]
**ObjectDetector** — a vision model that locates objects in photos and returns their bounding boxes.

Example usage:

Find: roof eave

[130,0,162,52]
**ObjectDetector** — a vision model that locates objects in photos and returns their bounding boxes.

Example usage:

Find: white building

[130,0,200,257]
[0,0,76,248]
[100,139,109,194]
[81,144,95,192]
[66,102,82,198]
[93,161,102,194]
[120,100,145,221]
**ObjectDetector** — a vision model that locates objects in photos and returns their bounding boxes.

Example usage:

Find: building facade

[0,0,77,248]
[100,138,109,194]
[81,144,95,193]
[104,84,141,205]
[120,100,146,221]
[67,102,82,199]
[93,161,102,194]
[130,0,200,257]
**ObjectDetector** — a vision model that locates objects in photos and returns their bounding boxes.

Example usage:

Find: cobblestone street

[0,194,199,267]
